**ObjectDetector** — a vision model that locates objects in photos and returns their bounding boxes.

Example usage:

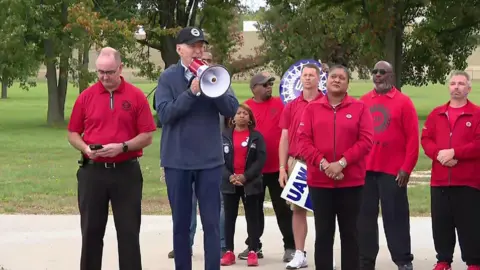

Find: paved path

[0,215,464,270]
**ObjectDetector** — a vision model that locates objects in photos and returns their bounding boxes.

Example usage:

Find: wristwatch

[122,142,129,153]
[319,158,326,171]
[339,159,347,168]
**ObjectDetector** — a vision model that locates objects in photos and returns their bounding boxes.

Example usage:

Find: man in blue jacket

[155,26,239,270]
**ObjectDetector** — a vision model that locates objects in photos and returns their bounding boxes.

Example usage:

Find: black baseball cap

[250,72,275,89]
[176,27,209,45]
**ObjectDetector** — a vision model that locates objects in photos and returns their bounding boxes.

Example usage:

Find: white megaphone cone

[188,58,231,98]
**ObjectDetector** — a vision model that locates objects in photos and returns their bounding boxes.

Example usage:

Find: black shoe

[398,263,413,270]
[168,249,193,259]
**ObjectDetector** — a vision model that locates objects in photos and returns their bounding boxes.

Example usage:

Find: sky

[240,0,267,11]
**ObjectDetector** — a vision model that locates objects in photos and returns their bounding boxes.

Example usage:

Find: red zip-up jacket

[421,100,480,190]
[297,94,374,188]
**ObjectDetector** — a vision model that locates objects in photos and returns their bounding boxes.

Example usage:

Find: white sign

[280,161,313,212]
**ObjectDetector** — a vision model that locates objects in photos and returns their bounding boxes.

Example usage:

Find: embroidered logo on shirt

[122,100,132,111]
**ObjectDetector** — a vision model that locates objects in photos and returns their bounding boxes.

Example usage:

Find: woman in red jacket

[220,104,267,267]
[297,65,374,270]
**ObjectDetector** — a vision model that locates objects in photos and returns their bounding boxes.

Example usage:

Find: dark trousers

[358,171,413,268]
[431,186,480,265]
[77,161,143,270]
[224,188,262,251]
[310,186,363,270]
[165,166,222,270]
[245,171,295,250]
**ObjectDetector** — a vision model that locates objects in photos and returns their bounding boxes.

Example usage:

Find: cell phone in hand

[89,144,103,150]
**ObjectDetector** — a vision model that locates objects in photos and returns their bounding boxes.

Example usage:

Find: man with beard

[358,61,418,270]
[243,72,296,262]
[278,63,333,269]
[422,71,480,270]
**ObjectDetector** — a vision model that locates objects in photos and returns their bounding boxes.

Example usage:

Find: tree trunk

[160,35,179,68]
[383,1,404,91]
[45,0,70,126]
[1,81,7,99]
[79,42,90,93]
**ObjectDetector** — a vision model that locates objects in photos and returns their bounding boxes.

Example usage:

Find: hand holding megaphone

[190,78,200,95]
[188,58,231,98]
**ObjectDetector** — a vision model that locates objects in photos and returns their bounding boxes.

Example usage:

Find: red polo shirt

[360,87,419,175]
[245,97,284,173]
[68,77,157,162]
[279,94,319,158]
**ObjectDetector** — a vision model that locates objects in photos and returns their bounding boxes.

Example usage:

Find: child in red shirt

[220,104,267,267]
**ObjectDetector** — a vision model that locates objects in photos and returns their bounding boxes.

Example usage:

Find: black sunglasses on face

[262,81,274,87]
[372,69,389,75]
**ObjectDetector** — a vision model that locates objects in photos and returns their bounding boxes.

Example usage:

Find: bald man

[358,61,419,270]
[68,47,157,270]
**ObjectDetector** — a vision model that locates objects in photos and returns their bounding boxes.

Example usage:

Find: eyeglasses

[97,66,120,76]
[371,69,389,75]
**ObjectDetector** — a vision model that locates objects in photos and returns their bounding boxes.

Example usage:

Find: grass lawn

[1,80,479,215]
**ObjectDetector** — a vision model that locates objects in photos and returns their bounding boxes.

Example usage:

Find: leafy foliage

[0,0,43,92]
[258,0,376,78]
[315,0,480,87]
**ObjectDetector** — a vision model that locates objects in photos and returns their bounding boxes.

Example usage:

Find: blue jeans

[190,183,226,249]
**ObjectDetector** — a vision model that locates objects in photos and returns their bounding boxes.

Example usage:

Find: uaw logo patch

[279,59,328,104]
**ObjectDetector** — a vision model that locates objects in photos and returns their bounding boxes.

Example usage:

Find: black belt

[82,158,138,169]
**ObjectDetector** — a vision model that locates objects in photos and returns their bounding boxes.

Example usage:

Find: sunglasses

[262,81,274,87]
[371,69,389,75]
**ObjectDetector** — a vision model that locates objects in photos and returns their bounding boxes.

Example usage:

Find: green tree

[33,0,154,125]
[257,1,376,78]
[0,0,43,99]
[137,0,267,73]
[316,0,480,88]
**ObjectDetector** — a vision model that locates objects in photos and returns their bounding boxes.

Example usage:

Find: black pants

[245,172,295,250]
[431,186,480,265]
[77,161,143,270]
[224,188,262,251]
[310,186,363,270]
[357,171,413,268]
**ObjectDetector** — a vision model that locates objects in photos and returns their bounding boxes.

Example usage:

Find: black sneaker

[168,249,193,259]
[398,263,413,270]
[238,247,263,260]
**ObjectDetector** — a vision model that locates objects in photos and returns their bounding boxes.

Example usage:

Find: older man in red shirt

[243,72,295,262]
[68,47,156,270]
[358,61,419,270]
[421,70,480,270]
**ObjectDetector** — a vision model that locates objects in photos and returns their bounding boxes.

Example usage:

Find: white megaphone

[188,58,231,98]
